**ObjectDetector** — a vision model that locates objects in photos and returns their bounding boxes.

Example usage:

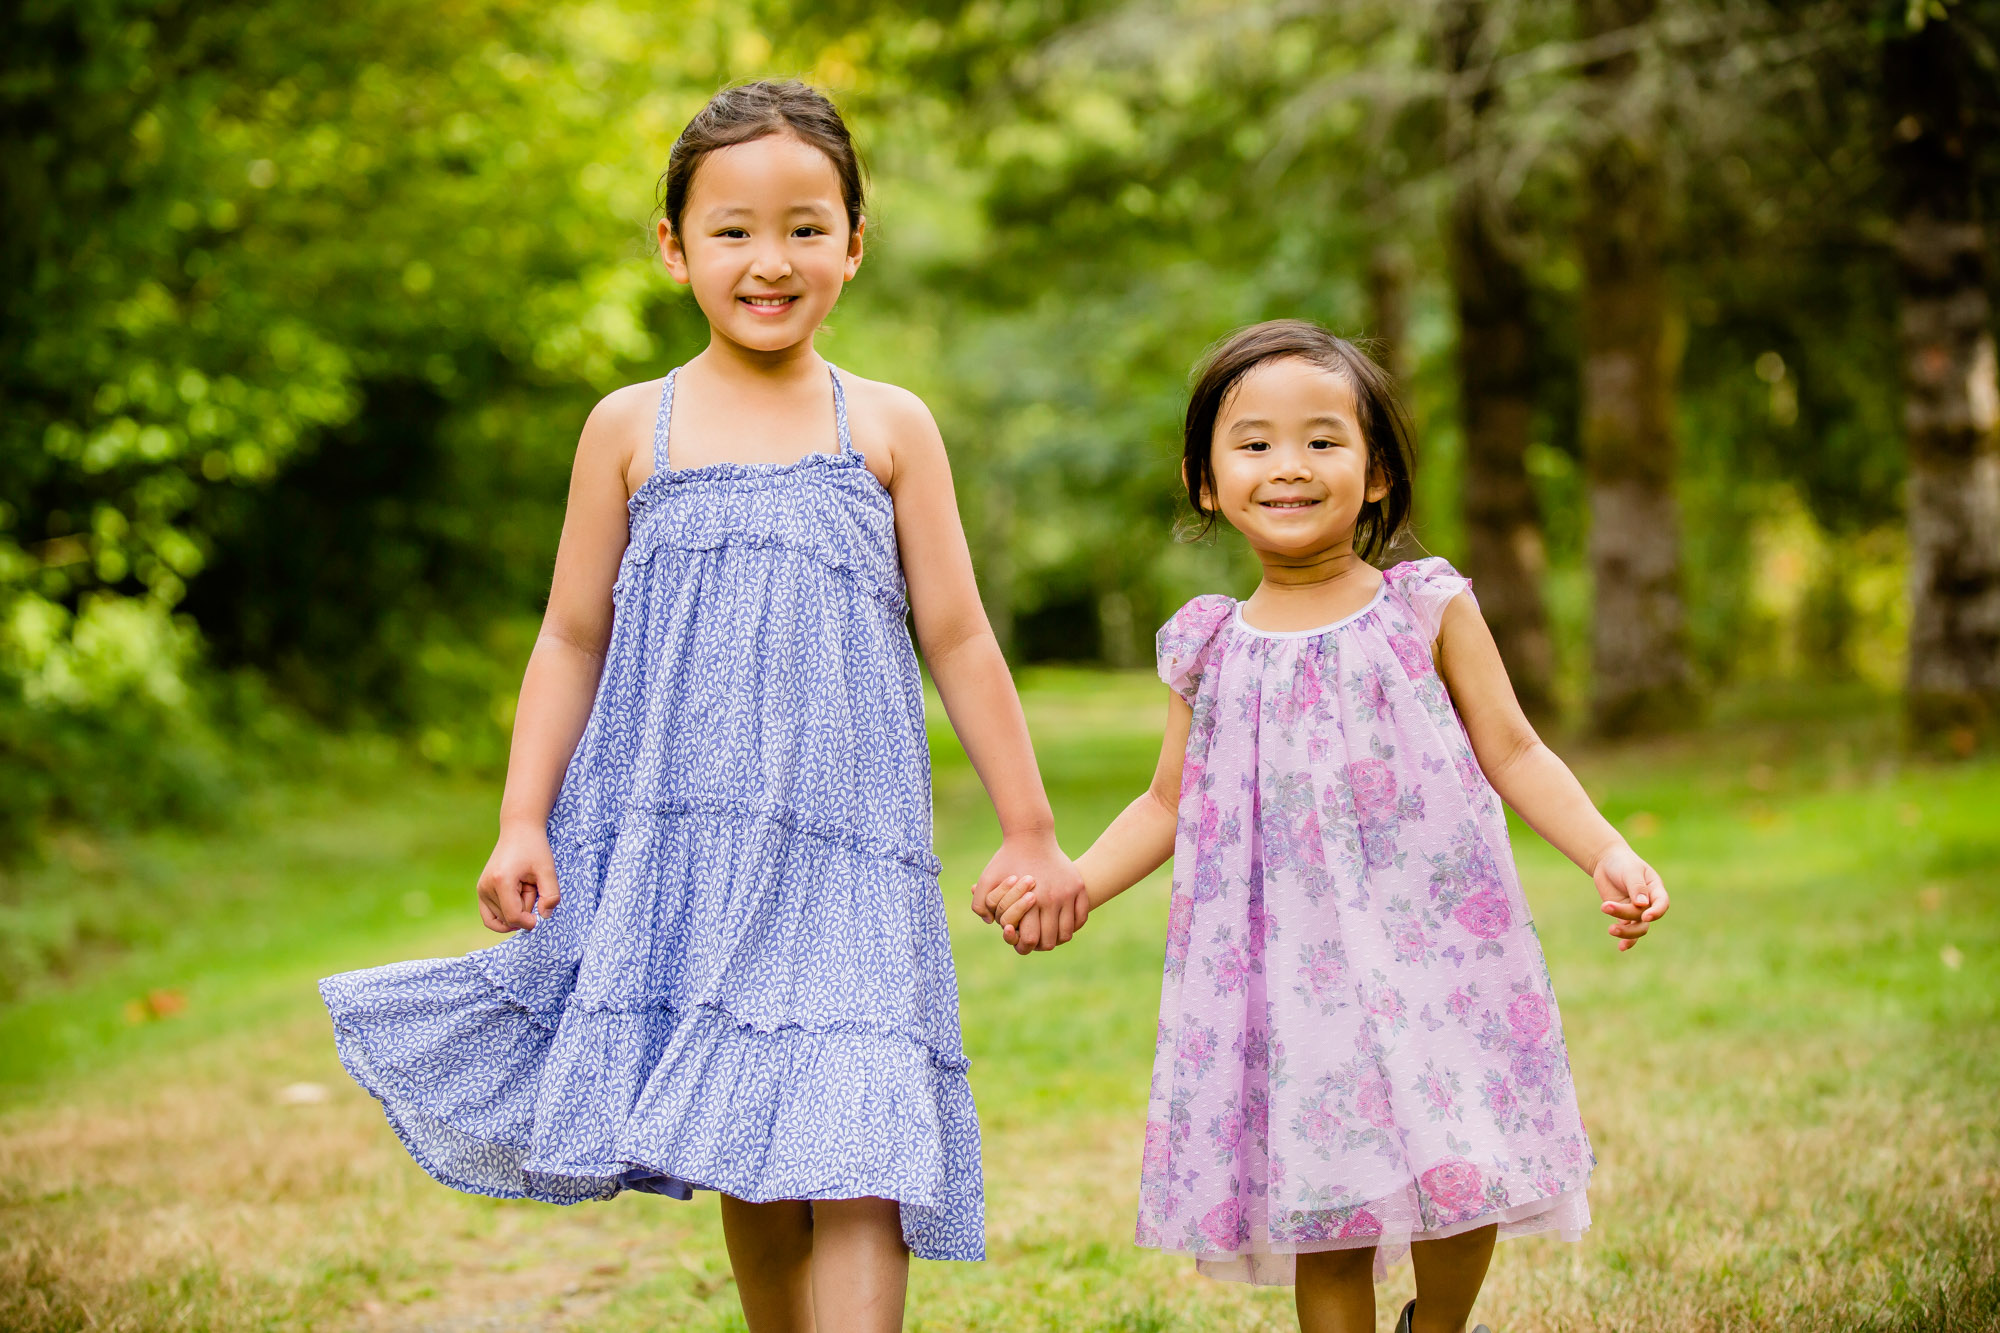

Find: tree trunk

[1366,241,1412,387]
[1439,0,1554,722]
[1450,187,1556,722]
[1884,16,2000,754]
[1577,0,1695,736]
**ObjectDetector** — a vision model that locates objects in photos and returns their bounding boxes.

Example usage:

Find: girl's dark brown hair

[657,80,866,236]
[1181,319,1416,563]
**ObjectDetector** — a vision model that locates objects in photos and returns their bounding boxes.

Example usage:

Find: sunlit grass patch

[1,673,1995,1330]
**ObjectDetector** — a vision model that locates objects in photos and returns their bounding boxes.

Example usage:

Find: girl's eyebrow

[703,202,837,219]
[1225,414,1354,432]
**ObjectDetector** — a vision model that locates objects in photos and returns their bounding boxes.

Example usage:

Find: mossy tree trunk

[1884,14,2000,754]
[1440,0,1554,722]
[1577,0,1696,736]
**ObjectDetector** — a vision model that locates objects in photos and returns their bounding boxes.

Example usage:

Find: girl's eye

[718,228,749,239]
[1310,437,1338,450]
[792,226,824,238]
[1244,441,1269,452]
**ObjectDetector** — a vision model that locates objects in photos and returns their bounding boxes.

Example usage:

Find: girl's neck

[690,330,825,388]
[1240,540,1382,630]
[1254,541,1375,594]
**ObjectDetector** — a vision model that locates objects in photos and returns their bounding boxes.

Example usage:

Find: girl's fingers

[1057,899,1076,945]
[998,891,1037,930]
[1641,879,1670,920]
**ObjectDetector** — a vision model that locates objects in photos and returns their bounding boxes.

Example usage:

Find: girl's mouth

[740,295,799,314]
[1260,498,1320,510]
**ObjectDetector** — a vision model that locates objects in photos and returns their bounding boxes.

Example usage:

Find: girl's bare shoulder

[834,369,944,488]
[579,377,667,488]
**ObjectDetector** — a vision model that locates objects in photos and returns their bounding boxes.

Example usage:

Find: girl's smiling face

[658,132,864,352]
[1205,356,1387,557]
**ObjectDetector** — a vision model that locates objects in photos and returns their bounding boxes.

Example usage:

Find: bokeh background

[3,1,1997,1330]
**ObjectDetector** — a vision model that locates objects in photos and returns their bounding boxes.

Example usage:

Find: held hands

[1593,841,1669,950]
[968,831,1087,955]
[477,822,562,932]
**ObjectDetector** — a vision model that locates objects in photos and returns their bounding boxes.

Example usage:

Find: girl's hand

[971,833,1086,953]
[986,875,1039,948]
[477,823,561,932]
[1592,842,1667,951]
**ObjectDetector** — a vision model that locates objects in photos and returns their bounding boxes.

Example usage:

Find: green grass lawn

[2,674,1996,1332]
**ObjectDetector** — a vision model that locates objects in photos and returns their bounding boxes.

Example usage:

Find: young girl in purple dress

[979,320,1669,1333]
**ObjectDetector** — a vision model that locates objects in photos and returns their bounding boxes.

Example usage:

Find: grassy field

[2,672,1997,1332]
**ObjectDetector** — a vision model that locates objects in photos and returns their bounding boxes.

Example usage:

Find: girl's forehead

[1221,357,1359,423]
[685,132,844,214]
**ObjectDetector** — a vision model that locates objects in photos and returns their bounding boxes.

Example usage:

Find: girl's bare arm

[996,691,1192,950]
[864,379,1089,950]
[1433,594,1669,949]
[475,383,653,932]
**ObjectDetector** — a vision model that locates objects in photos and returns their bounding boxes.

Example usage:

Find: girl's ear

[843,216,866,282]
[658,218,690,285]
[1365,452,1390,505]
[1180,457,1215,514]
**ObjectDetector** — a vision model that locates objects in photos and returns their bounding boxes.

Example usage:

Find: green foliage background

[3,0,1994,841]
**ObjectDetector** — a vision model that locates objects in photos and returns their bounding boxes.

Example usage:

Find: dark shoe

[1399,1302,1493,1333]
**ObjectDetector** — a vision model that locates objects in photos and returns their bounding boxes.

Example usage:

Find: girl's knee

[1298,1244,1376,1278]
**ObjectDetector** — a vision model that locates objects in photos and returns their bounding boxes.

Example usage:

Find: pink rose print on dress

[1209,1106,1246,1159]
[1365,980,1407,1031]
[1297,1100,1339,1148]
[1510,1045,1554,1090]
[1165,894,1194,976]
[1177,1023,1219,1077]
[1387,633,1432,680]
[1357,1076,1395,1129]
[1341,1205,1384,1238]
[1508,992,1552,1044]
[1351,662,1391,718]
[1347,759,1398,818]
[1483,1072,1518,1122]
[1246,1088,1270,1141]
[1207,938,1258,996]
[1143,1120,1172,1176]
[1292,648,1324,715]
[1198,1198,1246,1251]
[1454,888,1512,940]
[1445,984,1479,1020]
[1420,1157,1487,1224]
[1389,913,1432,965]
[1294,940,1347,1014]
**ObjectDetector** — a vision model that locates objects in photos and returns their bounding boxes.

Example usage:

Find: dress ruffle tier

[323,367,983,1262]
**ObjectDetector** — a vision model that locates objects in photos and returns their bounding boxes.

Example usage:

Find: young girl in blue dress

[321,81,1087,1331]
[981,322,1669,1333]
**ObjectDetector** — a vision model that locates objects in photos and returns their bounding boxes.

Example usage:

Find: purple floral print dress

[1139,558,1592,1285]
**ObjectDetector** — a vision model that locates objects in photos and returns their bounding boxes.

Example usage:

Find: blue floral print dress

[320,366,983,1262]
[1140,559,1592,1284]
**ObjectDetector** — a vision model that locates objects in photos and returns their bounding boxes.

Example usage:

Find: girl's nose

[1269,449,1314,481]
[751,251,793,282]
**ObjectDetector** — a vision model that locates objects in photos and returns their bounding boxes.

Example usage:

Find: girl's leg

[1407,1223,1498,1333]
[719,1194,816,1333]
[1296,1245,1376,1333]
[808,1197,909,1333]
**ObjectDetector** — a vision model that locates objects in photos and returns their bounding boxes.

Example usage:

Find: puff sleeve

[1156,594,1236,704]
[1384,557,1475,644]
